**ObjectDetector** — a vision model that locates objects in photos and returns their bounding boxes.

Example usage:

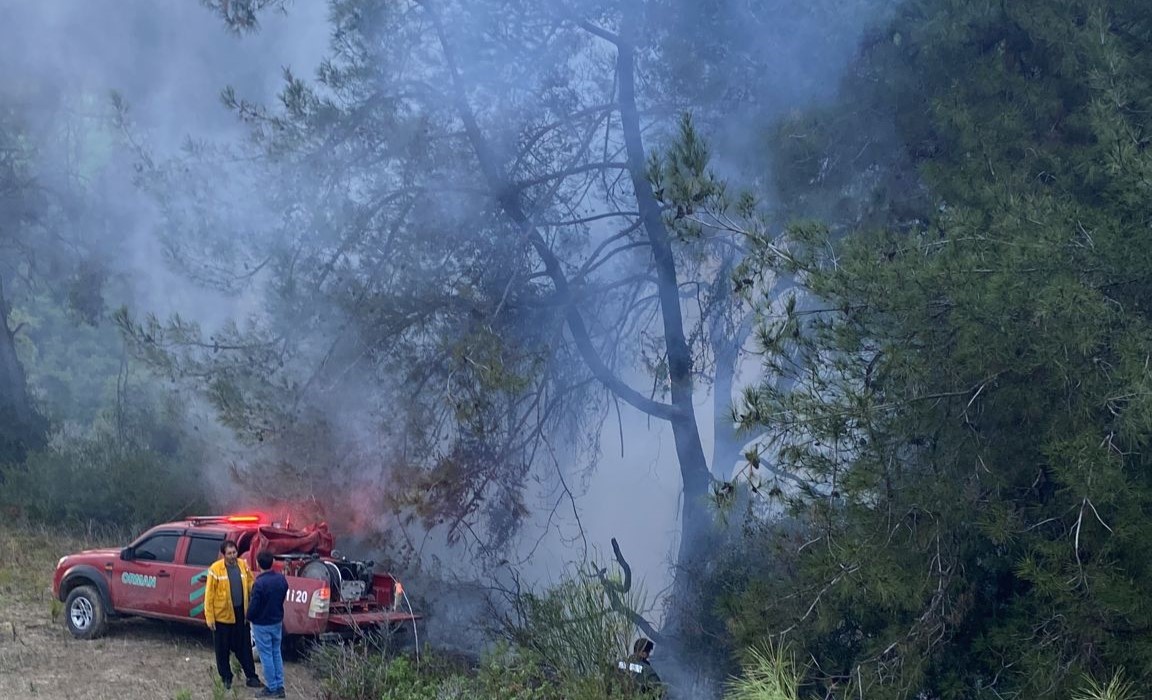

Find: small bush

[313,646,439,700]
[724,643,804,700]
[468,643,630,700]
[1071,670,1138,700]
[500,568,648,693]
[211,671,236,699]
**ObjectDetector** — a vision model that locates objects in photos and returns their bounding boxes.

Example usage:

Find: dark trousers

[213,606,257,683]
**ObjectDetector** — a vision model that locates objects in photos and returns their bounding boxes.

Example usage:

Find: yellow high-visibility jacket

[204,557,253,626]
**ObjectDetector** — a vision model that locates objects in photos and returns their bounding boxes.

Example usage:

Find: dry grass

[0,520,127,608]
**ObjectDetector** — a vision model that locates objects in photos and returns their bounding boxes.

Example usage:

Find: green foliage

[713,0,1152,697]
[1071,670,1139,700]
[723,643,805,700]
[198,0,291,34]
[6,280,213,530]
[0,398,211,527]
[4,291,212,529]
[310,565,654,700]
[210,673,233,700]
[312,647,639,700]
[113,308,296,444]
[313,648,438,700]
[499,570,647,691]
[0,81,203,526]
[136,0,793,568]
[16,293,124,426]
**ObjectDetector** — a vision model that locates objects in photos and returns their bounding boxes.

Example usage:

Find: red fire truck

[51,514,419,646]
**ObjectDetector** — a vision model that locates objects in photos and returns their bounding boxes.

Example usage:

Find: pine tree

[708,0,1152,697]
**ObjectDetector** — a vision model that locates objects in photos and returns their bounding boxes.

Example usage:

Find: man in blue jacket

[247,550,290,698]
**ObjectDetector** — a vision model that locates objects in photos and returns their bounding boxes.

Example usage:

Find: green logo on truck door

[189,569,209,618]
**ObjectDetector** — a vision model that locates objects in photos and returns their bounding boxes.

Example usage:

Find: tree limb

[513,161,630,192]
[592,537,665,644]
[423,0,678,422]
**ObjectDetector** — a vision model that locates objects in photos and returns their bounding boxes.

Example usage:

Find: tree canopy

[126,0,827,572]
[710,0,1152,696]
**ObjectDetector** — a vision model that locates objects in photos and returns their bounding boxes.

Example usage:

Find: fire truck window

[186,536,224,567]
[134,533,179,563]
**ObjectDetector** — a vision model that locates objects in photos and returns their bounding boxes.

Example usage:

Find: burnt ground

[0,525,325,700]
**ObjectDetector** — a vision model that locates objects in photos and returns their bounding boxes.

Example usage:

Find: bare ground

[0,525,325,700]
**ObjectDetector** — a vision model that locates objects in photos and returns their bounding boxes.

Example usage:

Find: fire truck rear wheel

[282,634,314,661]
[64,585,108,640]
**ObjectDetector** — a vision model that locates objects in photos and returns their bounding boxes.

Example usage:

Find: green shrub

[724,643,804,700]
[313,646,440,700]
[467,643,631,700]
[311,567,654,700]
[1071,671,1138,700]
[500,568,648,693]
[209,670,233,699]
[311,641,642,700]
[0,420,209,527]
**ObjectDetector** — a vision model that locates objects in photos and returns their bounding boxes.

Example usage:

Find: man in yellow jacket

[205,539,262,691]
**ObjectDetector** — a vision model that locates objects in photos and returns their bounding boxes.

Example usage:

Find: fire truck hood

[66,547,121,559]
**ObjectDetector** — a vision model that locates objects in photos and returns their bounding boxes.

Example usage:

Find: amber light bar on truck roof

[187,514,265,526]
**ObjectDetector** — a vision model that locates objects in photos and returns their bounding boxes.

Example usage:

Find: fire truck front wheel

[64,585,108,640]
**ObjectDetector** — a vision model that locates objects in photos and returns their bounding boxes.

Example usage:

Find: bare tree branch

[424,0,679,422]
[592,537,664,644]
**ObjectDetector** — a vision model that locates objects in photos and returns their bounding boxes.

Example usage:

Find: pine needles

[1071,670,1138,700]
[724,643,803,700]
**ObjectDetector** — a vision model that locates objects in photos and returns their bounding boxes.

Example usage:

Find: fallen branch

[592,537,664,645]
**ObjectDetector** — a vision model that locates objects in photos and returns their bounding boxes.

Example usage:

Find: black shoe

[222,679,233,690]
[256,689,285,698]
[246,677,264,688]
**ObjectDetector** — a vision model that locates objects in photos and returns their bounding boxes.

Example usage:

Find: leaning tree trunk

[429,0,714,619]
[615,15,714,576]
[0,271,43,463]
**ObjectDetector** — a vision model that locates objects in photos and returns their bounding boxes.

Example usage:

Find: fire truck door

[112,531,178,615]
[173,533,225,623]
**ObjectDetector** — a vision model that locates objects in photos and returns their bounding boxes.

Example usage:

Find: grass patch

[0,520,132,606]
[311,645,645,700]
